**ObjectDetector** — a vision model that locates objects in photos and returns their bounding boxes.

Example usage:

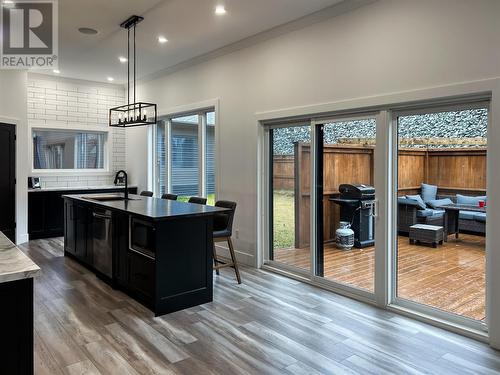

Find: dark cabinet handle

[93,212,112,220]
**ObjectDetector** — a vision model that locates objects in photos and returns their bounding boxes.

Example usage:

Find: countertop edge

[0,233,41,284]
[63,194,228,220]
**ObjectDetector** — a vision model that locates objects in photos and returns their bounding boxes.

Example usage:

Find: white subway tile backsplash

[46,88,60,96]
[56,82,78,92]
[34,80,57,89]
[28,76,126,188]
[46,109,68,116]
[29,119,46,126]
[35,113,56,120]
[97,87,115,96]
[77,86,98,95]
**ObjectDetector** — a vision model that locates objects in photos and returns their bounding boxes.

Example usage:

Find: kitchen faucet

[114,170,128,200]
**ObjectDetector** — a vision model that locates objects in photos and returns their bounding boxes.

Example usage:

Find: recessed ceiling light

[53,69,60,74]
[215,5,227,15]
[107,77,114,82]
[78,27,98,35]
[158,36,168,44]
[3,1,14,4]
[118,56,127,63]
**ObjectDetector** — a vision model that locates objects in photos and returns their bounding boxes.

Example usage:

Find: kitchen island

[63,193,227,316]
[0,231,40,375]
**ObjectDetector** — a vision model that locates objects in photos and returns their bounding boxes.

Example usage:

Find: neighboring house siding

[171,122,199,196]
[156,115,216,197]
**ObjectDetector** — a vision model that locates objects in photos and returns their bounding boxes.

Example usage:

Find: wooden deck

[274,234,485,321]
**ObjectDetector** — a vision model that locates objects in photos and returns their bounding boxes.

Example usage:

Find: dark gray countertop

[29,185,137,193]
[63,193,228,220]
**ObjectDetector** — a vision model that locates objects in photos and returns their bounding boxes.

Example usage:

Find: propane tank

[336,221,354,250]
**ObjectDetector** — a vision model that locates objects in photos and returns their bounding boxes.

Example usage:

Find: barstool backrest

[214,200,237,235]
[161,193,178,200]
[188,196,207,205]
[140,191,154,197]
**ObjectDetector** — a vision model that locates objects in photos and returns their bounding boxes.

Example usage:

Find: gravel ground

[273,108,488,155]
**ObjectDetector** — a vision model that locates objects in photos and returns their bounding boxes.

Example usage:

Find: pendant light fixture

[109,15,157,128]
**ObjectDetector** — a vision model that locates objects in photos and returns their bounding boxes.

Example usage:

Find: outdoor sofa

[398,183,486,236]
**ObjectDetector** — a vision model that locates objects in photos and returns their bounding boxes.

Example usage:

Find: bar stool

[161,193,178,200]
[212,200,241,284]
[188,196,207,205]
[140,191,154,197]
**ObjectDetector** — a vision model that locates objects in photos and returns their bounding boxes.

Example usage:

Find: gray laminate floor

[21,237,500,375]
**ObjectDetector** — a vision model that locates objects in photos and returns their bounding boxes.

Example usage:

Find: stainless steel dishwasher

[92,209,113,278]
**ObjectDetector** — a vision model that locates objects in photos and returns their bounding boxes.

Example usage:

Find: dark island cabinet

[64,200,92,265]
[29,187,137,240]
[113,212,129,287]
[64,200,76,255]
[63,194,220,316]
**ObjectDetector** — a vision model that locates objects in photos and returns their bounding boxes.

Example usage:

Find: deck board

[274,234,485,321]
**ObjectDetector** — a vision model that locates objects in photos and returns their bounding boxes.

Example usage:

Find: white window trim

[29,124,113,176]
[150,99,220,198]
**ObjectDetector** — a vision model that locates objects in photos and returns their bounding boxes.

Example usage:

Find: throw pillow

[427,198,453,209]
[421,183,438,203]
[456,194,487,206]
[406,194,427,209]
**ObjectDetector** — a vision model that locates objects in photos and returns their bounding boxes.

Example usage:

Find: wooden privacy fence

[273,143,487,248]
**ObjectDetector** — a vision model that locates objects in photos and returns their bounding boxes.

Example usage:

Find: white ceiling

[35,0,345,83]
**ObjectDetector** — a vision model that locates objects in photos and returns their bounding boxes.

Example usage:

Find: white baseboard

[214,244,255,267]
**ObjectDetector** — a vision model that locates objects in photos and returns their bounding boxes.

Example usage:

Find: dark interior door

[0,123,16,242]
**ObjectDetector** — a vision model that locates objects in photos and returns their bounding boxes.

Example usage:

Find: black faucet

[114,170,128,200]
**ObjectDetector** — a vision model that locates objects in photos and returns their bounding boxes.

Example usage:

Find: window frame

[151,100,219,200]
[30,125,112,175]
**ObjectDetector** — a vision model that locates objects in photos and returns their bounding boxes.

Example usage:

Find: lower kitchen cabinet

[29,187,137,240]
[64,200,76,255]
[64,200,92,265]
[113,212,129,287]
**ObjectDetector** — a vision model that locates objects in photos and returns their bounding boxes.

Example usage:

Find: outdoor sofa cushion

[427,198,453,209]
[459,210,477,220]
[421,183,438,203]
[398,197,421,207]
[473,213,487,222]
[405,194,427,209]
[456,194,487,206]
[417,209,445,218]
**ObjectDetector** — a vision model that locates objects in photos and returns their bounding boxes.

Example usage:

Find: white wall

[128,0,500,266]
[0,70,29,244]
[27,74,126,188]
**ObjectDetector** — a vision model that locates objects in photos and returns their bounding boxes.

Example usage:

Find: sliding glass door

[154,109,216,204]
[266,115,382,296]
[393,104,488,325]
[268,124,311,272]
[315,117,377,293]
[264,99,490,332]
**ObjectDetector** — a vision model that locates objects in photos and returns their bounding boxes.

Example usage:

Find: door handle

[372,199,379,218]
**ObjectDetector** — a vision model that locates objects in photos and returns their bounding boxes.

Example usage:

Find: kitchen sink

[83,195,140,202]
